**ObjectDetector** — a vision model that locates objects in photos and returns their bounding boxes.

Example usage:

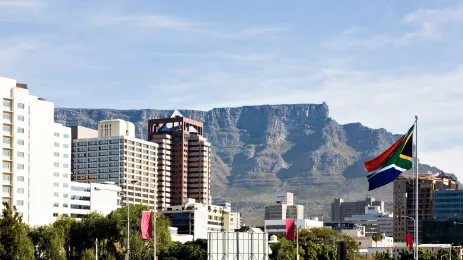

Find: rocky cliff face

[55,104,442,225]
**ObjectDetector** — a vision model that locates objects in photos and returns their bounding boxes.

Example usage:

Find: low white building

[341,226,393,250]
[207,228,271,260]
[264,218,324,234]
[70,182,120,218]
[170,227,194,243]
[162,198,241,240]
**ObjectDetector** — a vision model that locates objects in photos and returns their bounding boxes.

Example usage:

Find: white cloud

[92,14,194,29]
[404,6,463,25]
[0,0,47,9]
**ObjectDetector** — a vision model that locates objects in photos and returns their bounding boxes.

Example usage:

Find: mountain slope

[55,104,443,225]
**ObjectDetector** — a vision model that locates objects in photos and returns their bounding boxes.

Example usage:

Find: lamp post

[396,216,417,260]
[127,179,139,260]
[94,179,138,260]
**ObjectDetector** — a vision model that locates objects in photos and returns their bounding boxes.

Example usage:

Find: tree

[374,250,394,260]
[29,225,66,260]
[371,233,383,247]
[398,249,413,260]
[0,202,35,260]
[270,237,296,260]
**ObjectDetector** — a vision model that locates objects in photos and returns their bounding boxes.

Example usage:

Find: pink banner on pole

[286,218,295,241]
[141,211,153,239]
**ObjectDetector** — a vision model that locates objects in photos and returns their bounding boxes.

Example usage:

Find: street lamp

[396,216,417,260]
[127,179,139,259]
[94,179,138,260]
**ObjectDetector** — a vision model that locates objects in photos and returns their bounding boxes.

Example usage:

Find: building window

[2,186,10,193]
[63,144,69,148]
[54,162,59,167]
[53,172,59,177]
[63,153,69,158]
[17,139,24,145]
[71,204,91,210]
[17,127,24,134]
[54,152,59,157]
[63,164,69,168]
[54,132,60,137]
[71,186,91,192]
[63,203,68,208]
[3,100,11,109]
[63,183,68,188]
[54,142,60,147]
[17,188,24,194]
[17,200,24,206]
[17,151,24,157]
[2,174,9,181]
[3,125,11,134]
[3,150,9,157]
[63,173,68,178]
[3,137,11,145]
[53,213,58,217]
[17,164,24,170]
[17,176,24,182]
[53,182,59,187]
[17,115,24,121]
[63,193,69,198]
[2,162,10,170]
[53,192,59,197]
[63,134,69,139]
[17,103,25,109]
[3,113,11,122]
[53,202,59,207]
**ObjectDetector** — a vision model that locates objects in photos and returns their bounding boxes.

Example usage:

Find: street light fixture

[94,179,138,260]
[396,216,417,260]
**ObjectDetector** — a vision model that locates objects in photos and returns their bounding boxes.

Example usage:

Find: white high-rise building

[71,119,158,209]
[0,76,72,225]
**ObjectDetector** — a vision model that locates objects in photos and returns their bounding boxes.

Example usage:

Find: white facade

[207,230,271,260]
[1,77,72,226]
[344,206,393,237]
[264,218,324,234]
[341,226,394,250]
[72,120,158,209]
[70,182,120,218]
[162,199,241,240]
[98,119,135,138]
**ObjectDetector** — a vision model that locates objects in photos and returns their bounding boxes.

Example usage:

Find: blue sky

[1,0,462,177]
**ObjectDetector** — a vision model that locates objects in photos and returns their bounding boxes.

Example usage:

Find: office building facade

[264,192,304,220]
[161,199,240,240]
[331,197,385,221]
[71,119,158,209]
[344,206,393,237]
[70,182,121,219]
[433,189,463,219]
[1,77,72,226]
[393,173,458,242]
[265,218,323,234]
[148,110,211,206]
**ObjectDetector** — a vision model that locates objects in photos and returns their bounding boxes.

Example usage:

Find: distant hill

[55,104,444,225]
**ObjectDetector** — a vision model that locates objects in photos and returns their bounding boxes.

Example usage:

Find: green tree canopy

[0,202,35,260]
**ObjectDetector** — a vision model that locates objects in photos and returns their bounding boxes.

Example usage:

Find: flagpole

[414,115,419,260]
[296,219,299,260]
[153,209,156,260]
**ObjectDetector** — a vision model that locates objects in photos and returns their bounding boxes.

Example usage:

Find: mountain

[55,104,444,225]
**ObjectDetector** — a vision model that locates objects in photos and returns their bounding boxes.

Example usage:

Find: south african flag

[364,124,414,191]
